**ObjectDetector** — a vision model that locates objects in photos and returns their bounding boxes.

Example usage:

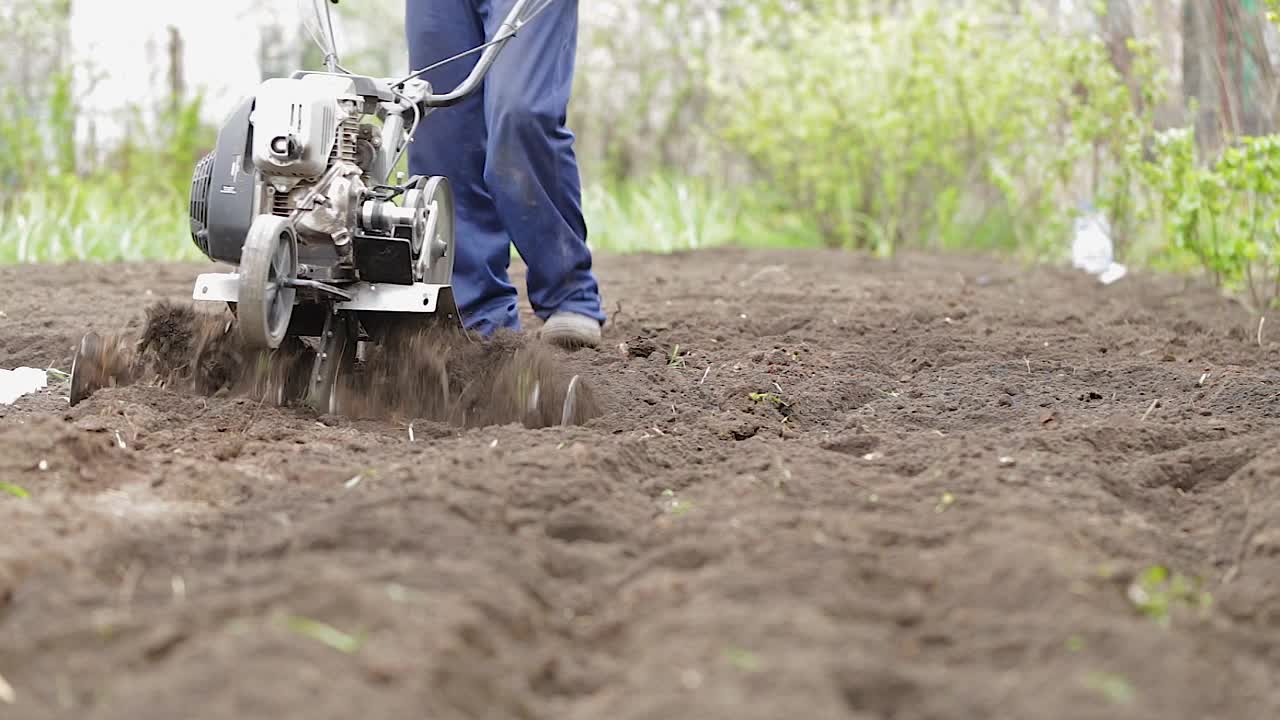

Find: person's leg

[405,0,520,335]
[477,0,605,338]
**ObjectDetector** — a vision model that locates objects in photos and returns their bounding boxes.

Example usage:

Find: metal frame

[193,272,451,314]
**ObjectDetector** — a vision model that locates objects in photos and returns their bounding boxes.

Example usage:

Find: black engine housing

[189,96,257,266]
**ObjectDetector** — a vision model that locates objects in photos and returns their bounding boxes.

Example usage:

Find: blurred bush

[1141,127,1280,314]
[705,0,1161,259]
[0,80,212,262]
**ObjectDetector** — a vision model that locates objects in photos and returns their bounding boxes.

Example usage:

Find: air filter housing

[186,96,258,266]
[188,151,214,255]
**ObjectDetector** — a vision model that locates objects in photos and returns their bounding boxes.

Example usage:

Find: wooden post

[167,26,185,114]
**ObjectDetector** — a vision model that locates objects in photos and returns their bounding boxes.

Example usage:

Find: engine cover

[250,75,358,178]
[189,95,256,265]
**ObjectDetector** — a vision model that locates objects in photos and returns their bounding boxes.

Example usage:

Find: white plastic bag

[1071,207,1127,285]
[0,367,48,405]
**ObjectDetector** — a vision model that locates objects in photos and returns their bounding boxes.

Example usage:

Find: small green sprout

[659,489,692,516]
[934,491,955,513]
[283,615,363,654]
[724,647,762,672]
[1126,565,1213,627]
[0,482,29,499]
[668,345,687,367]
[1083,671,1135,705]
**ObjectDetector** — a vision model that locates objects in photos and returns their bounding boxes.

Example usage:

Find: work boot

[541,311,601,349]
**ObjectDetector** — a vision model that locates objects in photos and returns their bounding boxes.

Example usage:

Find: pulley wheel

[238,214,298,350]
[416,176,456,286]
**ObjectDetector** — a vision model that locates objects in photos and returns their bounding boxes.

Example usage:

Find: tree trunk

[1101,0,1142,115]
[1183,0,1278,153]
[167,26,185,114]
[1232,0,1278,135]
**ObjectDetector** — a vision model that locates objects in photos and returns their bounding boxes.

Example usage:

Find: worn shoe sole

[541,318,601,349]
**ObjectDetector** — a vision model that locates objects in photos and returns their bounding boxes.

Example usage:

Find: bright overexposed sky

[64,0,612,149]
[67,0,304,145]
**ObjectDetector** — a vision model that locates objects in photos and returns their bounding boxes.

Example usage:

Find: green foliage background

[709,1,1159,259]
[1,0,1279,313]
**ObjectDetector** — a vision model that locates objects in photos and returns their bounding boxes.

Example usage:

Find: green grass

[0,183,199,264]
[2,172,818,264]
[581,174,819,253]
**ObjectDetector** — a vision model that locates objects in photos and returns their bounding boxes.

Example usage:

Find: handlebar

[300,0,550,112]
[399,0,538,108]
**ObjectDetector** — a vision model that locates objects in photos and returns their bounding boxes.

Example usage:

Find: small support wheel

[305,309,357,415]
[415,176,456,286]
[238,214,298,350]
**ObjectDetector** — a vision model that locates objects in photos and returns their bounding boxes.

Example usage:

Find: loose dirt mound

[2,249,1280,720]
[347,324,599,427]
[69,299,599,429]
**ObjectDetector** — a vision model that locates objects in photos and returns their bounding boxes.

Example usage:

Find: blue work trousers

[405,0,605,335]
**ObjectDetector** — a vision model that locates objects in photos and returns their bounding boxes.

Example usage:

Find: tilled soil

[2,248,1280,720]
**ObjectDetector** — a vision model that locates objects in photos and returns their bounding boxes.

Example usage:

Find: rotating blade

[69,332,135,406]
